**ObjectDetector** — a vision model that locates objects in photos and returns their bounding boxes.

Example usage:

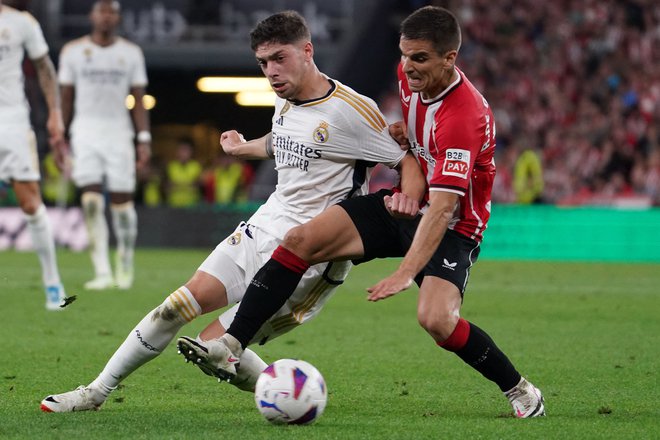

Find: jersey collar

[419,67,463,106]
[288,79,336,106]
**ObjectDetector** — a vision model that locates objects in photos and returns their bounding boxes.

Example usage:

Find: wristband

[137,131,152,143]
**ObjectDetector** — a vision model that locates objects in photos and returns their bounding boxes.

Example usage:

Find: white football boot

[83,274,114,290]
[40,386,105,412]
[177,335,242,382]
[114,251,134,290]
[45,284,67,311]
[504,377,546,418]
[115,266,133,290]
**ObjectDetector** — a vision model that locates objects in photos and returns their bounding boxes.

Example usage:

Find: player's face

[255,41,310,100]
[399,37,455,99]
[90,1,120,34]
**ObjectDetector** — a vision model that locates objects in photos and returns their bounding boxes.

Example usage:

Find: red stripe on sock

[438,318,471,352]
[272,246,309,274]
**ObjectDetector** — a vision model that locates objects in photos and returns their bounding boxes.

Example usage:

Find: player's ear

[303,41,314,61]
[443,50,457,67]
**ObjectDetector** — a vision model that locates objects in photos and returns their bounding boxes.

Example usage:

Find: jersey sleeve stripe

[335,87,387,131]
[430,185,466,196]
[336,86,387,129]
[336,86,387,126]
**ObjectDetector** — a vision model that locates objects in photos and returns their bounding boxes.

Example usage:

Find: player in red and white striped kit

[180,6,545,418]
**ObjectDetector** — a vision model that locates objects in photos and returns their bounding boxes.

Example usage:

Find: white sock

[230,348,268,392]
[110,201,137,273]
[91,286,201,397]
[81,192,111,277]
[24,204,61,286]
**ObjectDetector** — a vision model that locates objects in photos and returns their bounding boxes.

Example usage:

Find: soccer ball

[254,359,327,425]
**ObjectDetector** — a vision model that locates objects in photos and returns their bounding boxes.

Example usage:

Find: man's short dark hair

[400,6,461,55]
[250,11,311,51]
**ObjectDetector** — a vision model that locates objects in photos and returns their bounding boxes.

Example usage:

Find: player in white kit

[0,0,67,310]
[40,11,424,412]
[58,0,150,290]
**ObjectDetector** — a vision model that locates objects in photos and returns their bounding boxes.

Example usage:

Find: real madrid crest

[313,121,330,144]
[227,232,241,246]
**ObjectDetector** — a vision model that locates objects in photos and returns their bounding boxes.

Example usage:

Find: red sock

[438,318,471,352]
[272,246,309,273]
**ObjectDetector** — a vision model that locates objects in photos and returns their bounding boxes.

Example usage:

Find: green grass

[0,249,658,439]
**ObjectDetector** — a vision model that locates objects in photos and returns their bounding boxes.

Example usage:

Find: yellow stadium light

[125,94,156,110]
[197,76,271,93]
[235,91,276,107]
[143,95,156,110]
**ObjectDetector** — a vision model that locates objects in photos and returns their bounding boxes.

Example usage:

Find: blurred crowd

[2,0,658,209]
[447,0,659,206]
[136,137,254,208]
[0,135,256,210]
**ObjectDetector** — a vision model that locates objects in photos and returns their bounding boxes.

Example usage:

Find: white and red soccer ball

[254,359,327,425]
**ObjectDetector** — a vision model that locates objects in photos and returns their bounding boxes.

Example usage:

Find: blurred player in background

[181,6,546,418]
[40,10,424,412]
[0,0,67,310]
[58,0,150,290]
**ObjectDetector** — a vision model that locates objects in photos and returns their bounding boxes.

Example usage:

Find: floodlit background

[1,0,659,256]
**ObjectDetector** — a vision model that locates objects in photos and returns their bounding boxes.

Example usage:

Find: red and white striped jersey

[398,64,496,242]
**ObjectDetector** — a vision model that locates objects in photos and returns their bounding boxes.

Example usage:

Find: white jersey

[58,36,147,135]
[0,6,49,125]
[249,78,407,239]
[202,78,407,342]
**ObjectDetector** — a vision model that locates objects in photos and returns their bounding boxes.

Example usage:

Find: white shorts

[198,222,352,346]
[0,124,40,182]
[70,128,135,192]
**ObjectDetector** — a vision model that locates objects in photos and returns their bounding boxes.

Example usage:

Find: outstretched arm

[221,131,273,160]
[367,190,458,300]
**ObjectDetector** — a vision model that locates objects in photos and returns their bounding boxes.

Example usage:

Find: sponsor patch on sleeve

[442,148,471,179]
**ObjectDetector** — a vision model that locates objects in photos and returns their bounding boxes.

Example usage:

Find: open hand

[367,270,414,301]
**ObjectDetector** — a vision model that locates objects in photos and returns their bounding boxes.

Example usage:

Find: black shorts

[338,189,481,295]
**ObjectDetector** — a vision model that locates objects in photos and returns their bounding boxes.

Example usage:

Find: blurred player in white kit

[58,0,150,290]
[0,0,67,310]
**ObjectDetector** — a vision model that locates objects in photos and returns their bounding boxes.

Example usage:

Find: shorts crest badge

[227,232,241,246]
[313,121,330,143]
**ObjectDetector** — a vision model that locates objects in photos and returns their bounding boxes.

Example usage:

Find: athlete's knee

[281,224,317,261]
[15,186,41,214]
[18,198,40,215]
[81,191,105,217]
[417,306,459,342]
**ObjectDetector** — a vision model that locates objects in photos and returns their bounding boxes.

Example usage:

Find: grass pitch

[0,249,658,439]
